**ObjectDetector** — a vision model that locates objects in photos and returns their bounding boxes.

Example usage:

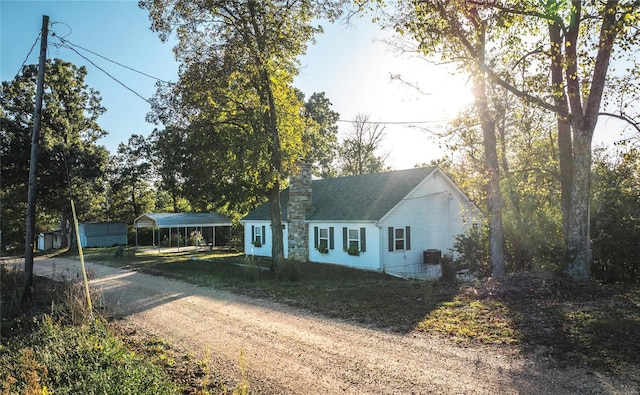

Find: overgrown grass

[0,264,222,394]
[0,316,180,395]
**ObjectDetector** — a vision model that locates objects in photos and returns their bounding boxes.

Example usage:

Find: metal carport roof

[133,213,233,228]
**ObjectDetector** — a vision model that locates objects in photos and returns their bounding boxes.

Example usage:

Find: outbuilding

[133,212,233,249]
[76,222,128,248]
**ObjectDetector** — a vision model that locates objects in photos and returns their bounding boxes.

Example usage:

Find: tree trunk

[562,0,617,279]
[566,128,593,279]
[548,22,573,241]
[473,26,505,278]
[482,111,506,278]
[269,181,285,267]
[60,214,69,249]
[246,0,285,267]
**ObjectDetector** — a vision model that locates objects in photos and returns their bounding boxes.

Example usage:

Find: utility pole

[23,15,49,300]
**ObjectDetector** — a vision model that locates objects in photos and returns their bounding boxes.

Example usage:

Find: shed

[133,213,233,248]
[77,222,128,248]
[37,230,63,251]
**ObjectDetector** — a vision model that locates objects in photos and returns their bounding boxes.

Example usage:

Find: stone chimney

[287,163,312,262]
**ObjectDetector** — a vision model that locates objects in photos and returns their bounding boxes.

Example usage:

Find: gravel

[30,257,639,394]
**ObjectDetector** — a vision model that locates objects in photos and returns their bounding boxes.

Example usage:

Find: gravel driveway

[29,257,636,394]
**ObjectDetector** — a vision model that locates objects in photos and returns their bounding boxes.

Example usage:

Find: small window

[395,228,405,250]
[319,228,329,249]
[343,227,366,255]
[348,229,359,250]
[388,226,411,252]
[252,225,264,247]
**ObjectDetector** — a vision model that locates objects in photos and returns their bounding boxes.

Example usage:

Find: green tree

[149,127,190,212]
[375,0,639,279]
[107,134,155,223]
[0,59,108,251]
[386,1,507,276]
[438,92,563,273]
[141,0,343,266]
[496,1,640,278]
[299,91,340,178]
[337,113,389,176]
[591,147,640,283]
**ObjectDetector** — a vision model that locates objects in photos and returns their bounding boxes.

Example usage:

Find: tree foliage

[149,127,191,213]
[106,134,156,223]
[140,0,344,265]
[375,0,640,279]
[591,147,640,283]
[299,91,340,178]
[439,91,564,274]
[1,59,108,251]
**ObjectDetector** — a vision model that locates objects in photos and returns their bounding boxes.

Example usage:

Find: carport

[133,213,233,249]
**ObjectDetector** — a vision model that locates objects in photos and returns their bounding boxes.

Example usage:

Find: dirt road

[27,257,636,394]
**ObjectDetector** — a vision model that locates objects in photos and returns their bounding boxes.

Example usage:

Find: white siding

[307,222,381,271]
[378,170,477,278]
[243,221,289,259]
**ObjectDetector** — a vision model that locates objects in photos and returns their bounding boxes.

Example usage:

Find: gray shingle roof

[243,167,437,222]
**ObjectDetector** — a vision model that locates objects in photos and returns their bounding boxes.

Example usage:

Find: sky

[1,0,634,171]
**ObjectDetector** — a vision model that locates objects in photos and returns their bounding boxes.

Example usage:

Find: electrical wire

[64,45,152,104]
[52,33,170,83]
[45,24,443,125]
[337,119,441,125]
[14,34,41,78]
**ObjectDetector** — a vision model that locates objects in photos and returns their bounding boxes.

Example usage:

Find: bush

[278,259,301,282]
[451,226,490,277]
[440,254,456,283]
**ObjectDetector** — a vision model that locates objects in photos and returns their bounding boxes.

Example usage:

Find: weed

[1,265,28,321]
[233,349,250,395]
[243,254,261,282]
[0,315,180,394]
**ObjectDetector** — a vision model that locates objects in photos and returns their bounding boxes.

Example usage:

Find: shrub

[278,259,301,281]
[440,254,456,283]
[451,225,490,277]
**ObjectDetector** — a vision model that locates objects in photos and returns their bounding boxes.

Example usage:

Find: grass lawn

[82,247,640,380]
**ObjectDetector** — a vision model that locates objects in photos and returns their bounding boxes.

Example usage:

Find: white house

[241,165,480,279]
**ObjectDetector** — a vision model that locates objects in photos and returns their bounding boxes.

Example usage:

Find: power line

[15,33,41,78]
[51,33,170,83]
[64,45,152,104]
[337,119,441,125]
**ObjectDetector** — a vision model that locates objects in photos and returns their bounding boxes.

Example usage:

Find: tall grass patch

[1,263,181,395]
[0,316,180,394]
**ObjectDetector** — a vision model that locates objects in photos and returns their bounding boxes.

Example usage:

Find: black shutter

[251,225,255,242]
[329,227,335,250]
[388,227,394,252]
[262,225,266,244]
[360,227,366,252]
[342,227,348,250]
[406,226,411,250]
[314,226,319,248]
